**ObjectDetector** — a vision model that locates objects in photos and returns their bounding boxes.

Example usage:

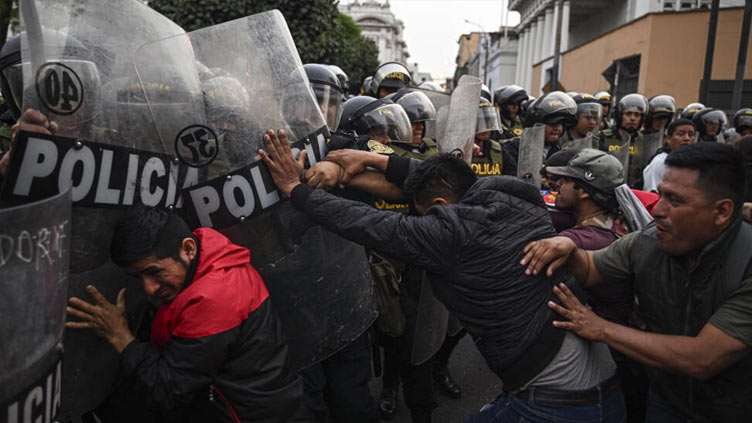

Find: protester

[642,119,696,192]
[258,129,626,423]
[522,142,752,422]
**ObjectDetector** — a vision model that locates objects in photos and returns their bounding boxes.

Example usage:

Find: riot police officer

[480,83,492,102]
[680,102,705,120]
[361,76,374,96]
[693,107,728,142]
[327,64,350,101]
[493,84,528,140]
[304,64,345,132]
[472,98,507,177]
[562,93,602,148]
[599,93,648,151]
[387,89,438,158]
[418,80,444,92]
[594,90,613,131]
[734,108,752,136]
[643,95,676,134]
[372,62,412,99]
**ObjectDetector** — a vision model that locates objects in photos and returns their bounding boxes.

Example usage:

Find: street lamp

[463,19,489,87]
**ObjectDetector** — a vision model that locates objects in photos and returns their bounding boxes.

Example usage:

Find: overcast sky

[341,0,520,81]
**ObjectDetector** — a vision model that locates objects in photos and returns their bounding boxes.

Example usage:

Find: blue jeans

[464,386,627,423]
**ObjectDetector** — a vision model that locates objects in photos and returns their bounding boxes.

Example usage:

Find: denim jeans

[464,386,627,423]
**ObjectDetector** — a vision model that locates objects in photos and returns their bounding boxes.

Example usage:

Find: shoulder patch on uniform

[367,139,394,154]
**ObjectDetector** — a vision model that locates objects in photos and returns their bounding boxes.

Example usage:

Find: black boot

[432,364,461,399]
[379,388,398,420]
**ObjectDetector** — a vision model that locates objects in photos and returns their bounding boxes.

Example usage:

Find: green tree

[0,0,17,48]
[149,0,379,95]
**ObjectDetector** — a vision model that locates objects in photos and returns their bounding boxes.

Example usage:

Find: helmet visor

[576,103,603,135]
[737,114,752,130]
[396,91,436,123]
[373,63,410,91]
[2,63,23,112]
[312,83,344,131]
[477,103,501,133]
[359,103,413,143]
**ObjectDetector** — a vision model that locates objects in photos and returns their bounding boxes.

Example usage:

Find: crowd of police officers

[3,8,752,423]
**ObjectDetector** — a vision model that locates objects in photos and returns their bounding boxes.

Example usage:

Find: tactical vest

[600,128,646,187]
[500,116,524,139]
[630,221,752,421]
[471,140,504,177]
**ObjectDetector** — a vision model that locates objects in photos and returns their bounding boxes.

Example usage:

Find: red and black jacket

[120,228,305,422]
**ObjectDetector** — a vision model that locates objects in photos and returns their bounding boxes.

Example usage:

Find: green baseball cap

[546,148,625,193]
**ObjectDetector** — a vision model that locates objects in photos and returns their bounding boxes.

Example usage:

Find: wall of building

[567,0,630,50]
[533,7,752,107]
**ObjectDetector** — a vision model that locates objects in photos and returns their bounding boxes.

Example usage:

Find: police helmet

[327,64,349,95]
[644,94,676,129]
[0,35,21,119]
[593,91,612,107]
[340,96,412,143]
[520,96,536,120]
[614,93,648,129]
[481,84,492,102]
[525,91,577,127]
[477,98,501,134]
[570,93,603,132]
[372,62,411,95]
[493,84,528,119]
[389,89,436,123]
[680,102,705,120]
[361,76,374,96]
[304,63,345,131]
[418,81,444,92]
[692,108,727,138]
[733,108,752,135]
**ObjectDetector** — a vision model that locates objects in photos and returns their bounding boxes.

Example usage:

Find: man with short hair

[65,206,306,423]
[522,142,752,422]
[259,130,626,423]
[642,119,696,192]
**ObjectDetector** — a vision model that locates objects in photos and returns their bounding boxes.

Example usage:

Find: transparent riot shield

[517,124,546,187]
[136,11,377,370]
[18,0,189,419]
[411,276,449,365]
[609,141,631,178]
[634,132,664,169]
[0,190,71,423]
[562,134,594,151]
[435,105,449,145]
[438,75,482,164]
[414,87,450,141]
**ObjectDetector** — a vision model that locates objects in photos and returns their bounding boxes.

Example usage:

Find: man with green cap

[546,148,646,422]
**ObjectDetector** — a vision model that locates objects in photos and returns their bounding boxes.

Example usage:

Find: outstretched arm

[521,236,605,288]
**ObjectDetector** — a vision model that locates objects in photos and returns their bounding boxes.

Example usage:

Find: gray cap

[546,148,624,193]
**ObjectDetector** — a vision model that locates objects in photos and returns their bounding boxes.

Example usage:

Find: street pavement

[368,335,503,422]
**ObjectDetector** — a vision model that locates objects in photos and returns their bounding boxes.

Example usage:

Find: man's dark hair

[666,119,695,137]
[404,153,478,209]
[665,143,746,212]
[110,205,193,267]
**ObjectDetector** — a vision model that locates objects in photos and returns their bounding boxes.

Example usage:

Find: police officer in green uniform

[372,62,412,99]
[561,93,602,149]
[643,95,676,135]
[692,107,728,142]
[387,89,438,160]
[493,84,528,140]
[472,98,507,177]
[679,102,705,120]
[733,108,752,136]
[599,93,648,185]
[594,90,613,132]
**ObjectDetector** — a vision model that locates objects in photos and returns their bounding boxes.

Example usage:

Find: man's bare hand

[66,285,134,353]
[306,161,343,191]
[520,236,577,277]
[258,129,306,197]
[324,149,376,186]
[11,109,58,144]
[548,283,607,341]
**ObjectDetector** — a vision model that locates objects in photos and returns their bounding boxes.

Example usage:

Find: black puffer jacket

[290,158,572,384]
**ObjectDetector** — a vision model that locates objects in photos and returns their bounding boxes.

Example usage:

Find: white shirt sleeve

[642,152,667,193]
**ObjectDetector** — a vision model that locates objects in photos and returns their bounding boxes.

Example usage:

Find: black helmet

[327,64,349,95]
[304,63,345,131]
[644,94,676,129]
[361,76,374,96]
[733,108,752,134]
[0,35,22,119]
[692,108,727,138]
[372,62,411,95]
[614,93,648,129]
[570,93,603,132]
[481,84,492,102]
[493,84,528,108]
[525,91,577,127]
[520,96,536,120]
[418,81,443,92]
[680,102,705,120]
[390,90,436,123]
[593,91,612,107]
[340,96,412,142]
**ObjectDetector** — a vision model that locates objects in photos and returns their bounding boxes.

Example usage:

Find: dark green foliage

[149,0,379,95]
[0,0,17,48]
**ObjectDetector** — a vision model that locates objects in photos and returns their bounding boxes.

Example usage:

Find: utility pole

[699,0,720,105]
[731,0,752,110]
[551,0,564,91]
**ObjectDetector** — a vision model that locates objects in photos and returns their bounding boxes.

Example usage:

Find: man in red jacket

[66,206,307,422]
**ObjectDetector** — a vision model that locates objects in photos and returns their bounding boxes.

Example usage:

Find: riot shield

[615,184,653,231]
[634,132,664,169]
[414,87,450,140]
[562,134,594,151]
[517,124,545,187]
[438,74,482,163]
[609,141,631,176]
[435,105,449,145]
[0,190,71,423]
[411,275,449,365]
[136,11,377,369]
[17,0,189,419]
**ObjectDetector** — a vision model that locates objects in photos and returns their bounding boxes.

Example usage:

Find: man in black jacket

[259,130,626,422]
